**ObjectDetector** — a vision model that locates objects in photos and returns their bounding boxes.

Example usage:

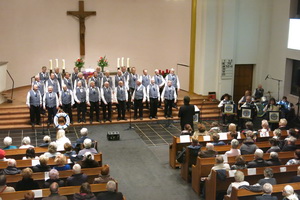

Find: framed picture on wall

[268,111,280,123]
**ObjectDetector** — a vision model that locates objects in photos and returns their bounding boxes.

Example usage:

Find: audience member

[63,142,81,162]
[241,121,254,135]
[94,164,115,183]
[224,139,240,157]
[209,121,221,132]
[207,155,230,179]
[43,169,65,188]
[187,136,201,158]
[272,129,284,149]
[211,132,226,146]
[278,118,288,130]
[43,142,61,158]
[240,131,258,155]
[289,166,300,183]
[66,164,88,186]
[260,120,271,132]
[78,139,98,156]
[39,135,51,147]
[41,182,67,200]
[255,183,278,200]
[228,123,238,139]
[286,128,299,139]
[56,129,71,151]
[282,137,297,152]
[181,124,193,136]
[198,143,217,158]
[54,154,71,171]
[73,127,94,148]
[32,155,51,172]
[96,181,123,200]
[266,152,282,166]
[2,159,21,175]
[73,182,97,200]
[266,138,281,153]
[19,136,34,149]
[286,149,300,165]
[226,171,249,196]
[22,147,39,160]
[0,174,15,192]
[192,123,209,137]
[282,185,299,200]
[16,168,40,191]
[231,155,247,170]
[247,149,268,168]
[3,136,17,150]
[258,168,277,186]
[24,191,35,200]
[80,152,100,168]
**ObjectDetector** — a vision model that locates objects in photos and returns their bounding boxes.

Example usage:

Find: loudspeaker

[107,131,120,141]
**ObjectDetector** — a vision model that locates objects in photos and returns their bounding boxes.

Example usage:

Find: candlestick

[55,59,58,68]
[62,59,65,70]
[121,57,124,66]
[49,59,53,70]
[127,58,130,68]
[117,58,120,68]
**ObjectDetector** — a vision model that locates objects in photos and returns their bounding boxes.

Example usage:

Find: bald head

[50,182,59,194]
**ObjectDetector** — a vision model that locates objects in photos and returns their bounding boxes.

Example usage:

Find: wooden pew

[206,164,299,200]
[0,153,102,169]
[191,151,295,196]
[224,182,300,200]
[4,147,49,160]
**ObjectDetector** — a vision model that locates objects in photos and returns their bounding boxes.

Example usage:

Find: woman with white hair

[226,171,249,196]
[282,185,299,200]
[39,135,51,147]
[224,139,240,157]
[43,169,64,188]
[78,138,98,157]
[43,142,61,158]
[19,137,34,149]
[3,136,17,150]
[56,129,71,151]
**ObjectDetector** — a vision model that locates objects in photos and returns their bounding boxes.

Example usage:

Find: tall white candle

[49,59,53,70]
[55,59,58,68]
[127,58,130,68]
[62,59,65,70]
[117,58,120,68]
[121,57,124,66]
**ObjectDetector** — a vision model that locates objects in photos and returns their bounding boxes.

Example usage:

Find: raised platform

[0,86,221,130]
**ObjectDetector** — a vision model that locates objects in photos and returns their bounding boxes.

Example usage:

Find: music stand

[266,75,282,101]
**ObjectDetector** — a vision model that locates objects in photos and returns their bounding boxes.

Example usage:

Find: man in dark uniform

[26,85,42,127]
[74,81,87,123]
[162,80,177,118]
[178,96,195,130]
[132,79,146,120]
[63,72,73,90]
[59,85,74,124]
[115,81,128,121]
[101,81,113,122]
[39,66,49,83]
[147,79,160,119]
[87,81,101,123]
[43,86,59,126]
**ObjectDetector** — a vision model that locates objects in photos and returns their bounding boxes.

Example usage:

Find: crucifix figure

[67,1,96,56]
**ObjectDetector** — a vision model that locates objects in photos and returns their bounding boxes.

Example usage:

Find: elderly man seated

[224,139,240,157]
[247,149,268,168]
[226,171,249,196]
[289,166,300,183]
[282,136,297,152]
[66,164,88,186]
[0,174,15,192]
[198,143,218,158]
[282,185,299,200]
[96,180,124,200]
[3,136,17,150]
[266,152,282,166]
[78,138,98,157]
[2,159,21,175]
[72,127,94,149]
[255,183,278,200]
[43,169,65,188]
[41,182,67,200]
[207,155,230,179]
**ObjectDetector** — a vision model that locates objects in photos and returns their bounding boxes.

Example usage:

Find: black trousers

[117,100,126,119]
[77,102,86,121]
[103,102,112,120]
[62,103,73,122]
[47,106,57,124]
[90,101,100,121]
[164,99,174,117]
[30,105,41,124]
[134,99,143,118]
[158,87,163,107]
[127,88,134,110]
[150,98,158,117]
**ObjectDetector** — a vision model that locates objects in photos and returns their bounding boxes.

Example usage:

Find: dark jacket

[16,178,40,191]
[2,166,21,175]
[32,164,51,172]
[266,146,281,153]
[258,178,277,186]
[96,191,123,200]
[41,193,67,200]
[39,142,50,147]
[247,158,268,168]
[73,193,97,200]
[80,159,100,168]
[198,149,218,158]
[281,144,297,152]
[240,138,258,155]
[231,163,247,170]
[290,175,300,183]
[66,173,88,186]
[178,104,195,130]
[255,194,278,200]
[43,178,65,188]
[266,158,282,166]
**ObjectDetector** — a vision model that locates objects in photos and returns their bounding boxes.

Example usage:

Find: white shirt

[59,89,75,106]
[56,137,71,151]
[26,90,42,107]
[227,181,250,196]
[224,149,241,157]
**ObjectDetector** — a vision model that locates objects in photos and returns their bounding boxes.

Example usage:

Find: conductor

[178,96,195,131]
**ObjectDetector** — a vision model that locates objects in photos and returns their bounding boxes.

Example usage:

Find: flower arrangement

[159,69,170,78]
[75,58,84,71]
[98,56,108,72]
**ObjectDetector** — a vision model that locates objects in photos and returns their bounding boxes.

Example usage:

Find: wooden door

[233,64,253,104]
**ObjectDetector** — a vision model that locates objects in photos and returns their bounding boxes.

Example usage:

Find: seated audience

[3,136,17,150]
[187,136,201,158]
[0,174,15,192]
[53,154,71,171]
[66,164,88,186]
[226,171,249,196]
[282,136,297,152]
[80,152,100,168]
[240,131,258,155]
[198,143,217,158]
[63,142,81,162]
[73,182,97,200]
[192,123,209,137]
[19,136,34,149]
[181,124,193,136]
[266,138,281,153]
[231,155,247,170]
[286,149,300,165]
[255,183,278,200]
[266,152,282,166]
[286,128,299,139]
[278,118,288,130]
[43,142,61,158]
[260,120,271,132]
[94,164,115,183]
[96,181,123,200]
[210,121,221,132]
[258,168,277,186]
[272,129,284,149]
[56,129,71,151]
[228,123,238,139]
[32,155,51,172]
[247,149,268,168]
[22,147,39,160]
[39,135,51,147]
[211,132,226,146]
[241,121,254,135]
[225,139,240,157]
[0,149,6,161]
[78,138,98,157]
[41,182,67,200]
[43,169,65,188]
[73,127,94,148]
[282,185,299,200]
[289,166,300,183]
[24,191,35,200]
[208,155,230,179]
[2,159,21,175]
[16,168,40,191]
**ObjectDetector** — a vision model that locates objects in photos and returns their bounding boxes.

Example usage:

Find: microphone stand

[266,76,282,101]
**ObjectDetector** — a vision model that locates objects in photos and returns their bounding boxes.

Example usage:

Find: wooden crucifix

[67,1,96,57]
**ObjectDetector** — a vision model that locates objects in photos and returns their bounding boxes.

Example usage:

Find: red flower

[159,70,161,74]
[77,59,81,62]
[105,59,107,62]
[100,57,103,60]
[162,71,165,75]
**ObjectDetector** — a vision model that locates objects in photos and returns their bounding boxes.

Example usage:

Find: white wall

[0,0,191,88]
